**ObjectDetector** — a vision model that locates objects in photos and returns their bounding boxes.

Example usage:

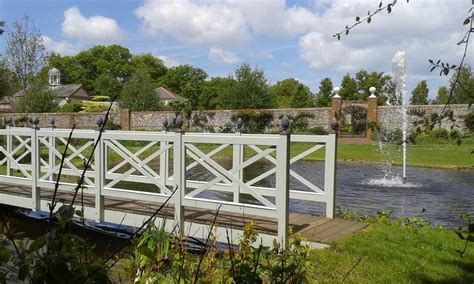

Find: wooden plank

[301,219,346,240]
[319,222,368,243]
[311,220,358,242]
[295,217,333,236]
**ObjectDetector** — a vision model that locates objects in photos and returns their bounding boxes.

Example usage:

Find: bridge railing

[0,116,337,245]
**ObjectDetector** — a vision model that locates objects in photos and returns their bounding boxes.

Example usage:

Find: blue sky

[0,0,471,98]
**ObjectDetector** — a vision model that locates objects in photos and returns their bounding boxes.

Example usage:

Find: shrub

[92,95,110,102]
[80,101,111,113]
[231,111,273,133]
[58,102,83,113]
[308,126,329,135]
[465,111,474,132]
[15,82,58,113]
[431,128,449,140]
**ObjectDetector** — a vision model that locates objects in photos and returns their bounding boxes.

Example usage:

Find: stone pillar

[69,114,75,128]
[329,87,342,133]
[120,109,131,131]
[367,87,378,139]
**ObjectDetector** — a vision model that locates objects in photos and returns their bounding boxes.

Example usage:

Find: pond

[185,159,474,228]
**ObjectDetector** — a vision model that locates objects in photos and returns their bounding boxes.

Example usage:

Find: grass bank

[310,221,474,282]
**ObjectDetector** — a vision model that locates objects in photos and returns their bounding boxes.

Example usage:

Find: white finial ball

[369,87,376,94]
[333,87,341,98]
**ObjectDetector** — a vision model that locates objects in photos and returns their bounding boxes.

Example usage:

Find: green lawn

[309,222,474,283]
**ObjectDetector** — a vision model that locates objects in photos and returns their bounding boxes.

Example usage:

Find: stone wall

[377,104,470,131]
[0,103,469,133]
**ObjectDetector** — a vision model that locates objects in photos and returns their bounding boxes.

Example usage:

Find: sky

[0,0,472,98]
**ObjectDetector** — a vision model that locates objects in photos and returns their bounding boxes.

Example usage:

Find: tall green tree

[315,77,333,107]
[354,70,395,104]
[15,80,57,113]
[339,74,357,100]
[270,78,313,108]
[432,86,449,104]
[131,54,167,83]
[158,65,207,109]
[119,68,162,111]
[5,16,47,91]
[449,65,474,105]
[200,76,235,110]
[0,60,12,98]
[220,64,273,109]
[410,80,429,105]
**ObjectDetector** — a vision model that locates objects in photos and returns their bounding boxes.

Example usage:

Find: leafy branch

[333,0,400,40]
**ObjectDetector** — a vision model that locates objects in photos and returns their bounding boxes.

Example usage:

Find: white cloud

[42,36,82,56]
[157,55,181,68]
[135,0,250,46]
[62,7,123,44]
[249,50,273,60]
[299,0,469,78]
[208,48,240,65]
[227,0,318,37]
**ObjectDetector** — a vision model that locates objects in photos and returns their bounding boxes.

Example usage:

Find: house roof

[13,84,85,99]
[154,87,177,100]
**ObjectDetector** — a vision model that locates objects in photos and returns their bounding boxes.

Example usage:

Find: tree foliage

[449,65,474,105]
[339,74,358,100]
[158,65,207,109]
[432,86,449,105]
[0,60,12,98]
[219,64,273,109]
[315,77,333,107]
[200,76,235,110]
[5,16,47,91]
[410,80,429,105]
[119,69,162,111]
[270,78,313,108]
[15,81,57,113]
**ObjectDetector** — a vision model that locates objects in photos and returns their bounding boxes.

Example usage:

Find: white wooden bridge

[0,117,366,247]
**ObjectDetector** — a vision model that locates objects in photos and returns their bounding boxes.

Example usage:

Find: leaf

[436,59,441,64]
[467,235,474,242]
[428,59,434,64]
[463,17,470,25]
[379,1,383,8]
[337,34,341,41]
[387,4,392,13]
[367,17,372,24]
[430,66,436,72]
[137,245,155,259]
[356,16,360,22]
[28,236,46,253]
[345,29,349,35]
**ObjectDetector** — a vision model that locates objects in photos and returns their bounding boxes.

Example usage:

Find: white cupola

[48,67,61,86]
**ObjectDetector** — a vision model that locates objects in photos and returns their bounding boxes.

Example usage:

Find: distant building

[154,87,178,105]
[1,68,91,112]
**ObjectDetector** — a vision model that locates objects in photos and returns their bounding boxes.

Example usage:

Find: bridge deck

[0,184,367,245]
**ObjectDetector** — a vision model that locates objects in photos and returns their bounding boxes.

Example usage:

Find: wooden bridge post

[232,118,243,203]
[160,119,170,191]
[276,116,290,248]
[31,117,40,211]
[324,133,337,218]
[6,119,12,176]
[94,117,105,222]
[173,116,185,234]
[49,118,56,182]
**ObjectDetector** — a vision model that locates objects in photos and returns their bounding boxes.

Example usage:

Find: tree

[220,64,273,109]
[315,77,333,107]
[0,20,5,35]
[5,16,47,91]
[339,74,357,100]
[410,80,429,105]
[200,76,236,110]
[449,65,474,105]
[0,60,12,98]
[119,69,162,111]
[94,73,122,99]
[270,78,313,108]
[432,86,449,105]
[131,54,167,83]
[354,70,395,105]
[158,65,207,109]
[15,81,57,113]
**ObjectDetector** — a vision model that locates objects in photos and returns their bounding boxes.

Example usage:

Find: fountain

[365,51,419,188]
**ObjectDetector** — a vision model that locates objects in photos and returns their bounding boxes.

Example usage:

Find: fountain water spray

[392,51,408,183]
